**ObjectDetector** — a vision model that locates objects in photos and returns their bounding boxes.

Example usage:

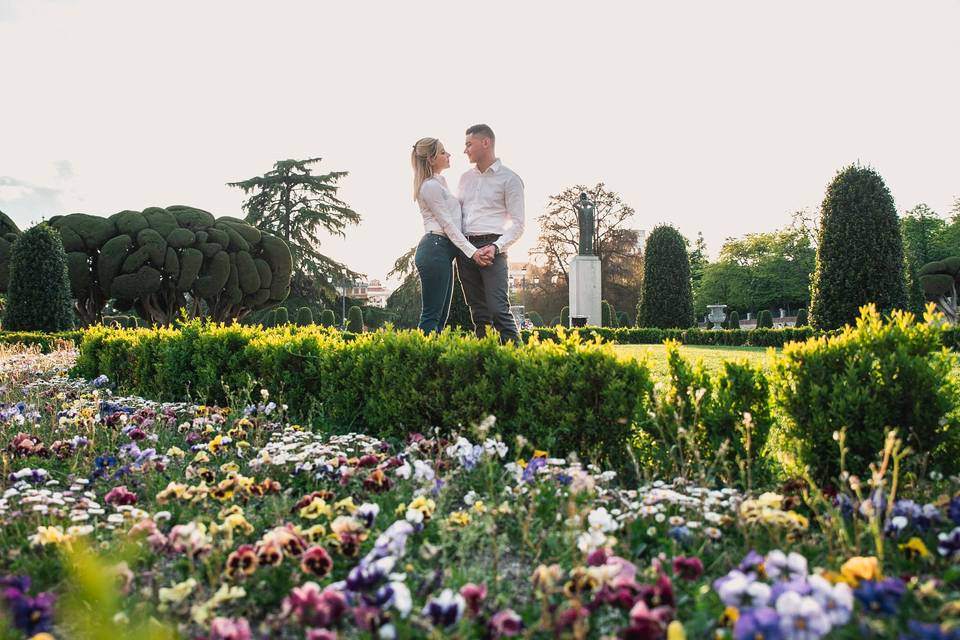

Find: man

[457,124,525,343]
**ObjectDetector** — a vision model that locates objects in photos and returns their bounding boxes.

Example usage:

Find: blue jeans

[415,233,456,333]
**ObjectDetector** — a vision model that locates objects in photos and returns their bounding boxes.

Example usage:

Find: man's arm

[494,174,525,254]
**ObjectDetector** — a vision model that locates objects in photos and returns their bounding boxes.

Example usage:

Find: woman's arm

[420,180,478,258]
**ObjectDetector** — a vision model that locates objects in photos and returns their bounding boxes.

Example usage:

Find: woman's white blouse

[418,176,477,257]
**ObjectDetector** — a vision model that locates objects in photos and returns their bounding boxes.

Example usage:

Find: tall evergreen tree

[229,158,361,300]
[637,225,694,328]
[3,224,74,331]
[809,165,907,330]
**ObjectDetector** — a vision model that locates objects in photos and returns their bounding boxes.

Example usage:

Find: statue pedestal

[569,255,602,327]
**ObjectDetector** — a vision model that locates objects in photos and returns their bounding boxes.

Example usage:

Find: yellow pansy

[447,511,472,527]
[300,497,333,520]
[841,556,881,586]
[899,537,931,559]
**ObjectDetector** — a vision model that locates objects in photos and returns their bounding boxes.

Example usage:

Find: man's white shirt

[457,158,525,254]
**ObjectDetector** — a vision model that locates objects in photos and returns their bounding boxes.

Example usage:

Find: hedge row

[72,323,653,471]
[521,326,832,348]
[0,331,83,352]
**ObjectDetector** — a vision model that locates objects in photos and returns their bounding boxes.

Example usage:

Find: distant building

[346,279,392,308]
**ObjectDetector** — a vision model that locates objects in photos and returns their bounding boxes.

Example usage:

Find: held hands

[471,245,496,267]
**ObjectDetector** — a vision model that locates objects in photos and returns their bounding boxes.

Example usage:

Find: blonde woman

[411,137,491,334]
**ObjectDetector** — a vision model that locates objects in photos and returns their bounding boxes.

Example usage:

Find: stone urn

[706,304,727,330]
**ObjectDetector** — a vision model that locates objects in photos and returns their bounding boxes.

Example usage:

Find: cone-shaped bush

[560,306,570,327]
[549,316,561,327]
[601,300,617,327]
[263,309,276,327]
[795,308,808,327]
[296,306,313,326]
[320,309,336,327]
[617,311,631,328]
[809,165,907,330]
[526,310,544,327]
[637,225,694,328]
[756,309,773,329]
[347,305,364,332]
[728,310,740,329]
[274,307,289,325]
[3,224,74,331]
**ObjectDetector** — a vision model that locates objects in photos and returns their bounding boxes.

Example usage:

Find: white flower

[405,508,424,525]
[395,460,412,480]
[776,591,831,640]
[389,581,412,618]
[413,460,435,483]
[717,571,771,609]
[808,574,853,626]
[463,491,478,506]
[765,550,808,581]
[577,529,608,554]
[587,507,618,533]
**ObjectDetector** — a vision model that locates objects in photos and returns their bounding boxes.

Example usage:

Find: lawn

[613,343,775,379]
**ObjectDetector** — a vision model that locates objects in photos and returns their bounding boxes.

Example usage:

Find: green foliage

[263,309,277,327]
[617,311,631,328]
[560,306,569,327]
[795,308,808,327]
[728,310,740,330]
[549,316,561,327]
[809,165,907,330]
[3,224,74,331]
[0,330,81,351]
[772,305,959,483]
[73,324,654,472]
[901,204,949,313]
[601,300,617,327]
[637,225,694,329]
[347,305,364,332]
[526,310,544,327]
[525,325,828,347]
[296,306,314,325]
[320,309,336,327]
[756,309,773,329]
[363,306,398,331]
[275,307,289,325]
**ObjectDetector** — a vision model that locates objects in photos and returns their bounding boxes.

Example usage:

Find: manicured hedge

[521,326,830,348]
[73,323,654,471]
[0,331,82,351]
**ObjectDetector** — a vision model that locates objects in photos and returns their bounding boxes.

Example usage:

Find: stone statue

[574,192,595,256]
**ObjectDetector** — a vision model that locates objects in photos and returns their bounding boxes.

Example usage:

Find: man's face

[463,134,488,164]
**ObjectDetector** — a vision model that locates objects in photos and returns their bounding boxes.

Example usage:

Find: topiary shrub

[601,300,617,327]
[274,307,289,325]
[262,309,277,327]
[772,305,959,483]
[320,309,336,327]
[756,309,773,329]
[3,224,74,331]
[794,308,808,327]
[549,316,561,327]
[637,225,694,329]
[296,306,314,326]
[347,305,364,332]
[526,310,544,327]
[809,165,907,330]
[560,306,570,327]
[617,311,631,328]
[728,310,740,329]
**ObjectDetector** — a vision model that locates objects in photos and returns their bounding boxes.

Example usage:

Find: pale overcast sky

[1,0,957,286]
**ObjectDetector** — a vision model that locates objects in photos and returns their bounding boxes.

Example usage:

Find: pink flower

[555,605,589,631]
[209,617,252,640]
[104,485,138,506]
[460,582,487,617]
[300,546,334,578]
[282,583,346,628]
[306,630,338,640]
[626,600,673,640]
[587,548,610,566]
[671,555,704,581]
[490,609,523,637]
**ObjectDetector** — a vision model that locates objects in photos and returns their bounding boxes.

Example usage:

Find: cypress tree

[560,306,570,327]
[601,300,617,327]
[637,225,694,328]
[809,165,907,330]
[728,310,740,329]
[347,305,364,332]
[3,224,74,331]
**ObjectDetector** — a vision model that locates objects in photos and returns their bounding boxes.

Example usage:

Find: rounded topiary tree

[526,310,544,327]
[617,311,631,328]
[263,309,277,327]
[809,165,907,330]
[347,305,363,332]
[549,316,561,327]
[275,307,289,325]
[320,309,336,327]
[601,300,617,327]
[728,310,740,330]
[3,224,74,331]
[637,225,694,329]
[296,306,313,326]
[560,306,570,327]
[795,308,808,327]
[756,309,773,329]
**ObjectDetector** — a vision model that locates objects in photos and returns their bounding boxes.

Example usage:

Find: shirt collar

[474,158,502,175]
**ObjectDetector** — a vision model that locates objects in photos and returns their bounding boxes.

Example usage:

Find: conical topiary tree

[296,307,313,326]
[617,311,631,328]
[347,305,363,332]
[275,307,289,325]
[795,308,808,327]
[320,309,336,327]
[728,310,740,329]
[809,165,907,330]
[637,225,694,328]
[263,309,277,327]
[560,306,570,327]
[3,224,74,331]
[549,316,561,327]
[601,300,617,327]
[756,309,773,329]
[526,310,544,327]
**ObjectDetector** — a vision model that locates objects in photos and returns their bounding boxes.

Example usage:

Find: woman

[410,137,484,333]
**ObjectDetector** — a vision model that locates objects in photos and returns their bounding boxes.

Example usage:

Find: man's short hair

[465,124,495,142]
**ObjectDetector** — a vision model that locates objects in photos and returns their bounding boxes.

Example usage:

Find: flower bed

[0,344,959,639]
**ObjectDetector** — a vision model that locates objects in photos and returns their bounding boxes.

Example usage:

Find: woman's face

[429,143,451,173]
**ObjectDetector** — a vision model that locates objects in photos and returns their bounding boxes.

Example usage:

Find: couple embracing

[410,124,525,344]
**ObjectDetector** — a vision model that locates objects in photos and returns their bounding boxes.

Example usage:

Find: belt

[466,233,501,243]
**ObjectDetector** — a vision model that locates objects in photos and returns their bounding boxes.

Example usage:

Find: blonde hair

[411,137,441,201]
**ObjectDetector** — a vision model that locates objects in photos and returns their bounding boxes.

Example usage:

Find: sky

[1,0,958,287]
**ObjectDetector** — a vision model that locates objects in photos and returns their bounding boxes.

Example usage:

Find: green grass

[613,343,776,380]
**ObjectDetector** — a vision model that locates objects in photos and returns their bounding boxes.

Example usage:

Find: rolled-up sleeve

[495,174,525,254]
[419,180,477,258]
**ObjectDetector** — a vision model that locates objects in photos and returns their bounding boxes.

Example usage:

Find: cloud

[0,176,64,228]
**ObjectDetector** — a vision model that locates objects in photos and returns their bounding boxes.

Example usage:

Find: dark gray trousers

[456,248,520,344]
